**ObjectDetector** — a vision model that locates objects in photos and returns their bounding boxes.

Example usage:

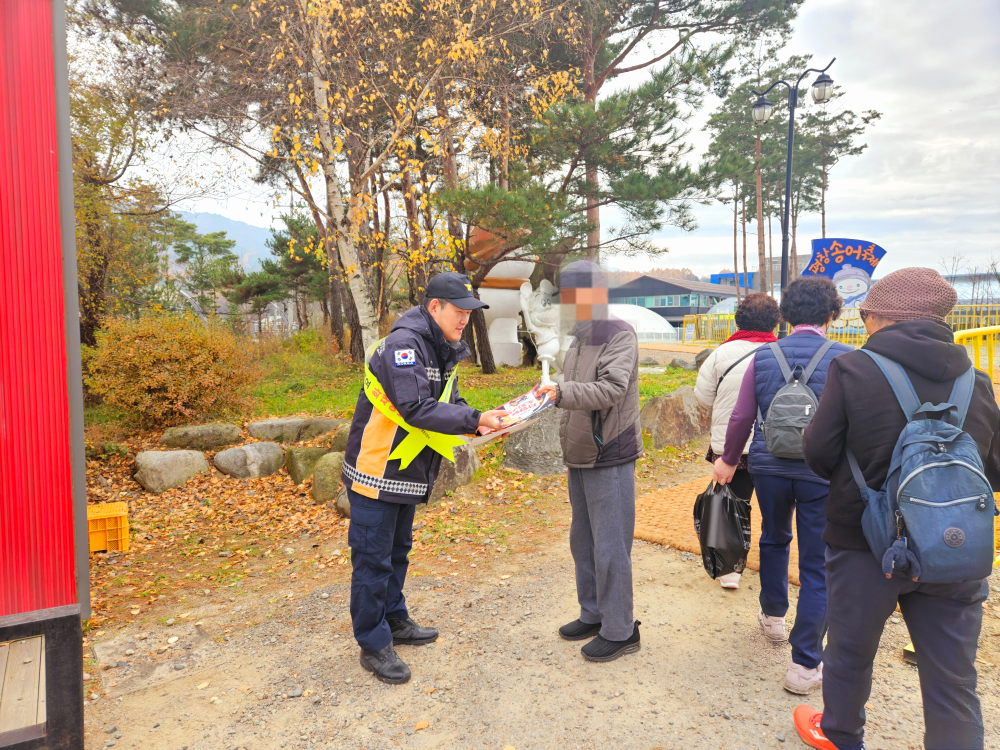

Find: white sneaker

[758,609,787,643]
[718,572,741,590]
[783,662,823,695]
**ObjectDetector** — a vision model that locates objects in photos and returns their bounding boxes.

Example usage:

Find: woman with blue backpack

[713,276,852,695]
[792,267,1000,750]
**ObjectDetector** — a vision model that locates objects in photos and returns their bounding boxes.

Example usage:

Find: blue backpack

[847,351,996,584]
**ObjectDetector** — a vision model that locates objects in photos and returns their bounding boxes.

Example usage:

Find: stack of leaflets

[466,385,555,447]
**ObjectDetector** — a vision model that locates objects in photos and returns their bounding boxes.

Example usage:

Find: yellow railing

[955,329,1000,565]
[949,305,1000,331]
[690,305,1000,351]
[954,325,999,382]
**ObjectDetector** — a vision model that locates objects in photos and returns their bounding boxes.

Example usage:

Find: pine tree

[173,229,239,316]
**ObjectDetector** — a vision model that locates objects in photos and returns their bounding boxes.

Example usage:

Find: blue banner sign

[803,237,887,308]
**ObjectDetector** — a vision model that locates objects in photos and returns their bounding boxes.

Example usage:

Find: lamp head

[811,72,834,104]
[752,95,773,124]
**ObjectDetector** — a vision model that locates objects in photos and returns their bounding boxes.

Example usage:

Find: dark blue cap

[424,272,489,310]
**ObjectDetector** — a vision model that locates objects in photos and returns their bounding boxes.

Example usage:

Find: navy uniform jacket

[341,306,481,504]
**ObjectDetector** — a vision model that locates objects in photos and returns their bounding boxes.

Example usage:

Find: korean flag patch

[394,349,416,366]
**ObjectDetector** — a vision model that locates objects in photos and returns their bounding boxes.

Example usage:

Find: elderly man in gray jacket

[537,261,642,662]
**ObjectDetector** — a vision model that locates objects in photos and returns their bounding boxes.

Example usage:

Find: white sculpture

[519,279,565,386]
[487,317,523,367]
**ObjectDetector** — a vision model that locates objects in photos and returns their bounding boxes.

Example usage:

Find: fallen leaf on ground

[178,612,192,619]
[236,685,250,691]
[424,687,436,694]
[415,721,429,731]
[500,575,511,580]
[197,681,211,690]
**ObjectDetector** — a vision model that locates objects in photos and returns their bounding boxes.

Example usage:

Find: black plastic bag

[693,480,752,579]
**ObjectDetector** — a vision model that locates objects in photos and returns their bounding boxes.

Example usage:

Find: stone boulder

[297,418,346,442]
[287,446,330,485]
[639,356,661,366]
[695,347,714,370]
[429,445,482,503]
[213,442,285,479]
[326,423,350,453]
[503,408,565,475]
[669,357,698,371]
[159,423,240,451]
[312,452,346,506]
[640,386,711,450]
[247,418,305,443]
[134,450,209,494]
[334,486,351,518]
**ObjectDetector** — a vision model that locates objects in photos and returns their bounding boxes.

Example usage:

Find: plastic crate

[87,502,129,553]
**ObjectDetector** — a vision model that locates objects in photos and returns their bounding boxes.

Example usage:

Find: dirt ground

[81,449,1000,750]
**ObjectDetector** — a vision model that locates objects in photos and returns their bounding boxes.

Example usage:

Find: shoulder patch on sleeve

[394,349,417,366]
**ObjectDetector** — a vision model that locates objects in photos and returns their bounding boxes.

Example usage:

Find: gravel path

[84,481,1000,750]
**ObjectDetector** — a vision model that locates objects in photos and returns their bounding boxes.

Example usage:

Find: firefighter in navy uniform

[341,272,503,684]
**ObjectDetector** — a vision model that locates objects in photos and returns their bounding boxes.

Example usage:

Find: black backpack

[758,340,836,459]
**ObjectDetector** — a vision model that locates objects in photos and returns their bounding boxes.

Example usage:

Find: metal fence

[955,326,999,382]
[684,304,1000,351]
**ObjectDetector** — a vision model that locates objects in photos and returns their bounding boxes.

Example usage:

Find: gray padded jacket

[556,318,643,468]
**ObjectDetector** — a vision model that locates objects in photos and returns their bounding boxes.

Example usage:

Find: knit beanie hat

[859,267,957,322]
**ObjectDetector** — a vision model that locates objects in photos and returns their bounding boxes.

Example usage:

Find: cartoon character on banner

[832,264,871,307]
[803,237,887,332]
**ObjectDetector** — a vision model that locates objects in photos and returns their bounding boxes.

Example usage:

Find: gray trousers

[567,462,636,641]
[821,547,987,750]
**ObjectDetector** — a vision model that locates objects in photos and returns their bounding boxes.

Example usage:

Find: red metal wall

[0,0,78,616]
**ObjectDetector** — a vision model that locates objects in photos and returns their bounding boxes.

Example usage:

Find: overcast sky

[607,0,1000,278]
[181,0,1000,280]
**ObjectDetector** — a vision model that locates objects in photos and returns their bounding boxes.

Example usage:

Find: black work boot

[581,621,641,662]
[558,619,602,641]
[388,617,439,646]
[360,643,411,684]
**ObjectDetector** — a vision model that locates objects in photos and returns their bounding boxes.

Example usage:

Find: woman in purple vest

[713,277,852,695]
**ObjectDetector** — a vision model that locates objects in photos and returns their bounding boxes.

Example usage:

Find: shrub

[287,327,324,354]
[87,314,254,427]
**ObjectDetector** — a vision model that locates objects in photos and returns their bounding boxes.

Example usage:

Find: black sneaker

[360,643,411,684]
[388,617,439,646]
[581,621,641,662]
[559,619,602,641]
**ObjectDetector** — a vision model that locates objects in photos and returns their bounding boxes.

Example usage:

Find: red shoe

[794,705,838,750]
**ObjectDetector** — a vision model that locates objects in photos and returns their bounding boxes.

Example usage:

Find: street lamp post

[752,58,835,337]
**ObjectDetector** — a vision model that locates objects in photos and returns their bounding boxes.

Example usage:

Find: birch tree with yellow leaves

[93,0,573,359]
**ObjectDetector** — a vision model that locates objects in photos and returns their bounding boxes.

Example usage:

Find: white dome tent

[706,297,737,315]
[609,304,678,342]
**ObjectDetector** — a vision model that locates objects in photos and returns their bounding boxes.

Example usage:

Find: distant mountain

[178,211,274,271]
